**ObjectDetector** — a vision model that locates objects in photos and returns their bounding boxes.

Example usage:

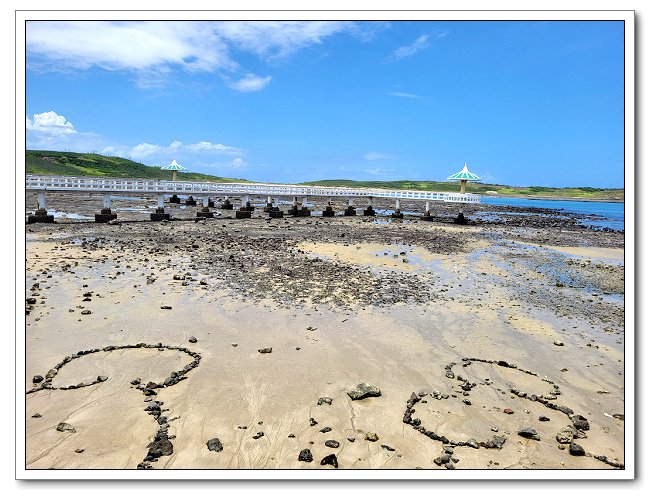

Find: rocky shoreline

[24,191,625,472]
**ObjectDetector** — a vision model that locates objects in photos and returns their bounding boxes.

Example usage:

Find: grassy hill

[301,179,624,201]
[25,150,250,183]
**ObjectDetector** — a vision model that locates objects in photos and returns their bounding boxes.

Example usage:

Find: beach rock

[466,439,479,449]
[381,444,395,452]
[320,454,338,468]
[56,422,76,433]
[258,347,272,354]
[365,432,379,442]
[318,397,332,405]
[347,383,381,400]
[188,336,197,343]
[32,413,42,418]
[325,440,340,448]
[148,439,173,457]
[32,375,44,384]
[503,408,514,414]
[518,428,540,441]
[554,340,565,346]
[97,375,108,382]
[569,442,586,456]
[310,418,318,426]
[298,449,313,462]
[539,416,550,422]
[571,415,590,431]
[160,305,172,310]
[252,432,264,439]
[81,309,91,315]
[206,438,223,452]
[320,427,332,433]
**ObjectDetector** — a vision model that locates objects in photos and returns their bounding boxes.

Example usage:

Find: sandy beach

[23,193,625,472]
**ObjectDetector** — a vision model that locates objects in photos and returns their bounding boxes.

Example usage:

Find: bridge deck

[25,175,481,204]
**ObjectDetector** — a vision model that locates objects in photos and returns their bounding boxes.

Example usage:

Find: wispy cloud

[227,73,272,93]
[387,91,423,99]
[388,34,430,62]
[362,168,395,176]
[363,152,394,161]
[26,21,383,91]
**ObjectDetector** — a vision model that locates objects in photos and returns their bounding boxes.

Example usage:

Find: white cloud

[362,168,395,176]
[186,141,244,154]
[387,91,423,99]
[214,21,356,61]
[227,73,272,93]
[26,111,77,135]
[26,21,380,91]
[389,34,430,62]
[363,152,394,161]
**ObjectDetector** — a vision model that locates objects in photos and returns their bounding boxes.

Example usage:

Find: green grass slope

[301,179,623,201]
[25,150,250,183]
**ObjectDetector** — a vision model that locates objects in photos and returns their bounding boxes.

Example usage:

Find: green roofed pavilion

[161,159,188,181]
[447,163,481,194]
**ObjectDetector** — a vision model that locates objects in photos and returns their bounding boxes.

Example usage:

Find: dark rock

[252,432,264,439]
[462,399,472,405]
[310,418,318,426]
[571,415,590,431]
[188,336,197,343]
[539,416,550,422]
[81,310,91,315]
[320,454,338,468]
[381,444,395,451]
[365,432,379,442]
[56,422,76,433]
[569,442,586,456]
[466,439,479,449]
[206,438,223,452]
[160,306,172,310]
[148,439,173,457]
[299,449,313,462]
[32,375,44,384]
[31,413,42,418]
[503,408,514,414]
[96,375,108,382]
[320,427,332,433]
[317,397,332,405]
[325,440,340,448]
[347,383,381,400]
[518,428,540,441]
[258,347,272,354]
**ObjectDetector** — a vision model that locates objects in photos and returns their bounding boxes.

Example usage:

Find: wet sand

[23,193,626,473]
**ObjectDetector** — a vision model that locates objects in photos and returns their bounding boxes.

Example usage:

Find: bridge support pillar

[391,199,403,219]
[169,194,181,204]
[453,208,468,225]
[322,198,335,217]
[95,194,117,223]
[27,191,55,224]
[185,195,197,206]
[363,197,376,216]
[151,193,170,221]
[221,196,234,210]
[420,200,433,221]
[344,197,356,216]
[197,195,214,218]
[263,195,274,212]
[236,195,253,218]
[288,196,310,217]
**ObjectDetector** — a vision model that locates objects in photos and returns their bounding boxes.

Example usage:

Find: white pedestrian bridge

[25,175,481,204]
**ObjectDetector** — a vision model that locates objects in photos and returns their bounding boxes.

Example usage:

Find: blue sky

[25,20,624,187]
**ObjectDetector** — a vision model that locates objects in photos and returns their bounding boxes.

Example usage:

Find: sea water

[480,197,624,231]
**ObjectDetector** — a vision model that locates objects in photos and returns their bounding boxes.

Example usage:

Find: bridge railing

[25,175,481,204]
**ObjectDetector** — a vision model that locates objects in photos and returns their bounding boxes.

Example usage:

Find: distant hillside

[302,179,624,201]
[25,150,251,183]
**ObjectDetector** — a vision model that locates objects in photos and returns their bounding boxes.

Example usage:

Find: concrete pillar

[197,195,213,218]
[27,191,55,223]
[96,193,117,223]
[363,196,376,216]
[420,200,433,221]
[172,171,178,182]
[185,195,197,206]
[391,198,403,219]
[221,196,233,210]
[323,197,335,217]
[345,197,356,216]
[151,193,170,221]
[169,194,181,204]
[264,195,274,212]
[460,180,467,194]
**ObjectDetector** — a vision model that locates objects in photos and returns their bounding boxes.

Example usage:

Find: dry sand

[23,196,625,473]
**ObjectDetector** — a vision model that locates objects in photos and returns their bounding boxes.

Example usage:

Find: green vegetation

[25,151,623,201]
[301,179,624,201]
[25,150,250,183]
